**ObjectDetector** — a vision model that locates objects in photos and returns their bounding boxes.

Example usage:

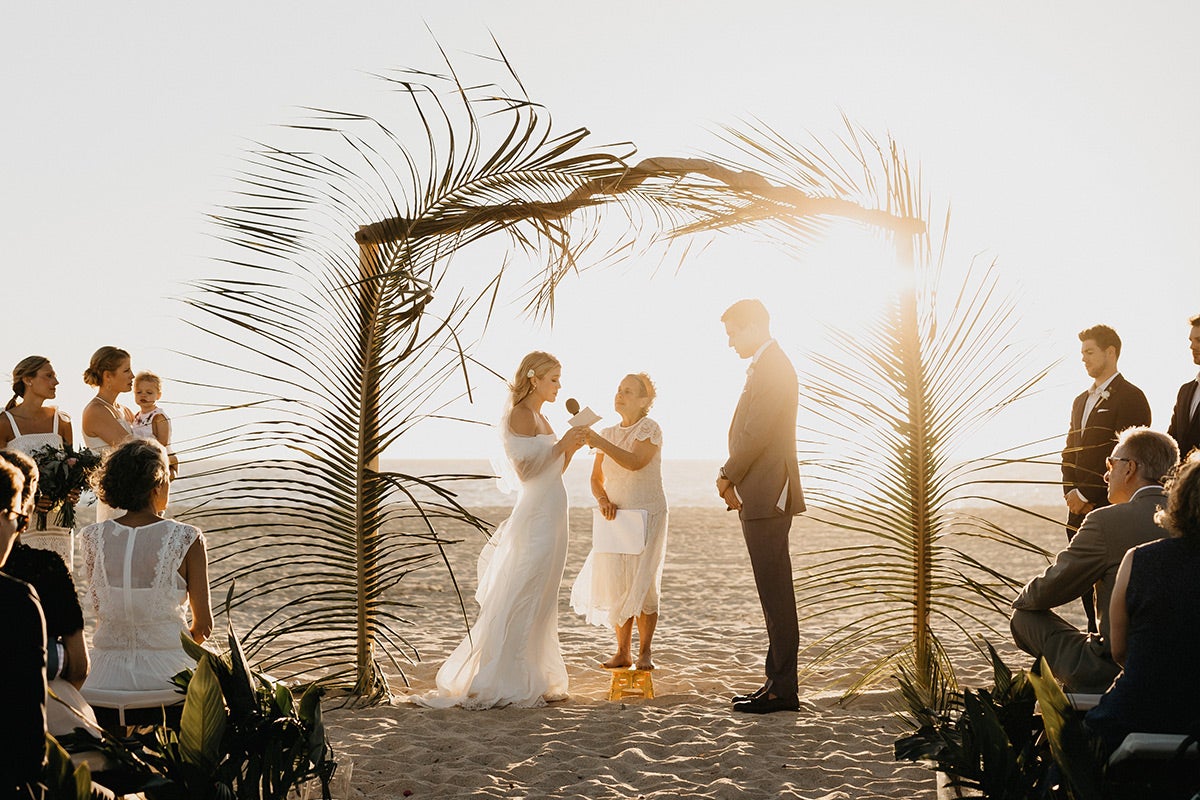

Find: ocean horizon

[174,457,1064,511]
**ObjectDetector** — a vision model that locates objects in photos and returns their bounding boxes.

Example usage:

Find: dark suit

[1168,378,1200,460]
[1012,486,1168,692]
[0,573,46,792]
[723,340,805,698]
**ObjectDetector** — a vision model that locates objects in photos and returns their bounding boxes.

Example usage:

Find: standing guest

[572,373,669,671]
[0,449,100,737]
[79,439,212,699]
[131,371,179,480]
[1086,452,1200,755]
[0,458,46,793]
[2,355,77,565]
[1013,427,1177,692]
[1167,314,1200,461]
[716,299,805,714]
[81,346,135,522]
[1060,324,1151,632]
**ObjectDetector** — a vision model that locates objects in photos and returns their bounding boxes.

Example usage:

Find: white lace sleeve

[157,521,202,591]
[633,417,663,447]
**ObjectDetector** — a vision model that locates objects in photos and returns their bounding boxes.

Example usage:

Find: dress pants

[1010,607,1120,693]
[1066,511,1099,634]
[742,514,798,698]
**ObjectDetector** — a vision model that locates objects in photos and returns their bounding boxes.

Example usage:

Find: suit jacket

[1061,373,1151,507]
[1013,486,1167,643]
[0,574,46,790]
[724,340,805,521]
[1168,379,1200,460]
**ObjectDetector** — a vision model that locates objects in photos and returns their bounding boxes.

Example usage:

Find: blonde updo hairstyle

[626,372,657,419]
[8,355,51,411]
[94,438,170,512]
[509,351,561,407]
[83,346,130,388]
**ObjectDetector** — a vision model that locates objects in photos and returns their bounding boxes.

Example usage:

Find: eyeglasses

[1105,457,1135,470]
[1,508,28,530]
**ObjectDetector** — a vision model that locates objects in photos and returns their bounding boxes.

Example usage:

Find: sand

[295,504,1073,800]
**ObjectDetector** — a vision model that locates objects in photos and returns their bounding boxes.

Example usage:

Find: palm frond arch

[177,44,1040,703]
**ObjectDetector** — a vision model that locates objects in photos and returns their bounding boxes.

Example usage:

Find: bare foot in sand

[635,655,654,671]
[601,654,633,669]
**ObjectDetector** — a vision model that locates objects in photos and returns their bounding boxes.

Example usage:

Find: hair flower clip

[526,369,536,379]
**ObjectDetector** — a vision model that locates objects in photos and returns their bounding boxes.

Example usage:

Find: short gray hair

[1116,426,1180,484]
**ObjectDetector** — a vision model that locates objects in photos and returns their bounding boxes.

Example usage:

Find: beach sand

[277,504,1075,800]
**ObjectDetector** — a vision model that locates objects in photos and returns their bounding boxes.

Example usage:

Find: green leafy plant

[895,643,1055,799]
[137,605,336,800]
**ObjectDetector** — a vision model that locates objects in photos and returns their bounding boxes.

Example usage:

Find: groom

[716,299,805,714]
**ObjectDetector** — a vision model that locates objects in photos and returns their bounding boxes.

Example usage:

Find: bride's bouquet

[28,443,103,530]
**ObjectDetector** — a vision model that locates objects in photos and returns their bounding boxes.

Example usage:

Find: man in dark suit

[716,299,806,714]
[1013,427,1177,692]
[1061,324,1151,632]
[1167,313,1200,461]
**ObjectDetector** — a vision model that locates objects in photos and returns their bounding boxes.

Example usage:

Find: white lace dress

[571,416,669,627]
[79,519,201,693]
[411,427,570,709]
[84,416,133,523]
[4,408,75,569]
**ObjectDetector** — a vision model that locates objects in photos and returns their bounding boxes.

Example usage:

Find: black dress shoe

[731,686,768,704]
[732,693,800,714]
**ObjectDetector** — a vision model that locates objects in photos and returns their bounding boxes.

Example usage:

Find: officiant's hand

[596,494,618,520]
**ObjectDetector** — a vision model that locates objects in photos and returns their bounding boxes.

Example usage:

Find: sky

[3,2,1198,462]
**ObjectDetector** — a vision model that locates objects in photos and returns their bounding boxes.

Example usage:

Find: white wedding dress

[84,415,132,523]
[411,424,570,709]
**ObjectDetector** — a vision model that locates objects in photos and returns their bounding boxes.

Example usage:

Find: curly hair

[625,372,657,418]
[82,346,130,388]
[1157,453,1200,540]
[508,351,561,407]
[134,371,163,392]
[0,450,37,519]
[94,438,170,511]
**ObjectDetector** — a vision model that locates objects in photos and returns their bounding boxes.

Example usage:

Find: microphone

[566,398,580,416]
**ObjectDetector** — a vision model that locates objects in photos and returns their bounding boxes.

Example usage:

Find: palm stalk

[707,119,1055,699]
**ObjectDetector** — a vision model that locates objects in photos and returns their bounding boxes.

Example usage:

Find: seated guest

[0,449,101,736]
[80,439,212,699]
[0,458,47,792]
[1086,453,1200,754]
[1011,427,1178,692]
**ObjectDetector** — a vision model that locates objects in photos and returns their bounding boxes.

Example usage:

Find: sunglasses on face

[1106,457,1135,470]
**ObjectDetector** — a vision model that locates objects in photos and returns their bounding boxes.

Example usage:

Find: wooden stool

[608,669,654,701]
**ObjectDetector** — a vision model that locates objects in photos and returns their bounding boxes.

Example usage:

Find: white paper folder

[591,508,648,555]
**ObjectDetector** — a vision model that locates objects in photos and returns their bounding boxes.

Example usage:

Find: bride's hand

[597,496,617,520]
[569,425,589,450]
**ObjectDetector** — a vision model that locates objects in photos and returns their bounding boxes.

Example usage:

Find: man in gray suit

[1011,427,1178,692]
[716,299,806,714]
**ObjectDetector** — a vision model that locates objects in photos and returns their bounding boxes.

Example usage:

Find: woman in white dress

[80,438,212,699]
[1,355,78,566]
[80,346,135,523]
[571,373,668,671]
[412,351,588,709]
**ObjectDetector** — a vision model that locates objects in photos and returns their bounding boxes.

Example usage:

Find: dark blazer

[1013,485,1168,644]
[1061,373,1151,507]
[0,573,46,791]
[724,340,805,521]
[1168,379,1200,460]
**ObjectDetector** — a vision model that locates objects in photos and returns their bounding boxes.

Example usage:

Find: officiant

[571,373,669,673]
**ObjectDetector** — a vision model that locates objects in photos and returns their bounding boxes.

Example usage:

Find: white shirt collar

[1130,484,1161,500]
[1090,372,1120,395]
[750,338,775,369]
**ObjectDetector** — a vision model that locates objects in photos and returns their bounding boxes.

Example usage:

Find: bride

[411,351,587,709]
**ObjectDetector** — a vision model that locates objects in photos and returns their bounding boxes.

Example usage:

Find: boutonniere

[1099,389,1111,402]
